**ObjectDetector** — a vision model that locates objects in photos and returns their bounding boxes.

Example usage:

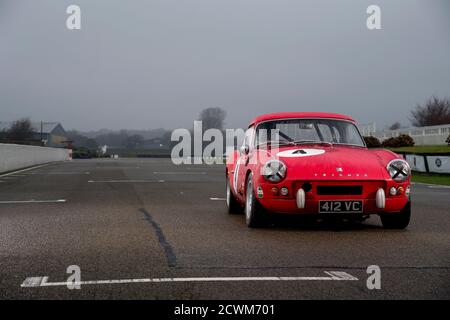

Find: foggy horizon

[1,0,450,132]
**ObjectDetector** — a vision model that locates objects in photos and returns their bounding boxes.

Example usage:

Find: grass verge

[412,172,450,186]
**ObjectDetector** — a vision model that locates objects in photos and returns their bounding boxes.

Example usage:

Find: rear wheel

[380,201,411,229]
[245,173,266,228]
[226,174,241,214]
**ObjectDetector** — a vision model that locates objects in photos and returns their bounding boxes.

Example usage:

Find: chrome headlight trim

[386,159,411,182]
[262,160,287,183]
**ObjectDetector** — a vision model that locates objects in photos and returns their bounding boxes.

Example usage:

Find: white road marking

[118,168,142,170]
[30,172,90,175]
[0,199,66,204]
[153,172,207,175]
[427,185,450,189]
[88,180,165,183]
[412,182,450,188]
[210,197,226,201]
[0,163,52,178]
[21,271,358,288]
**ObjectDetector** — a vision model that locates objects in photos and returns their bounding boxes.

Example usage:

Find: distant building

[0,121,68,148]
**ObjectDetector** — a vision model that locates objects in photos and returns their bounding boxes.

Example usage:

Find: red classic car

[226,112,411,229]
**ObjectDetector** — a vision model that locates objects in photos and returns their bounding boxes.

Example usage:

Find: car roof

[249,112,356,127]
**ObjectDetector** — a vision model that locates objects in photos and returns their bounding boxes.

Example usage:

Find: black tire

[380,201,411,229]
[226,174,241,214]
[245,173,266,228]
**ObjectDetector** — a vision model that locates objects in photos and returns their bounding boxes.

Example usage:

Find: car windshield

[255,118,365,147]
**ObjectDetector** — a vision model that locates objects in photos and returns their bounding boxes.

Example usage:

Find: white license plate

[319,200,363,213]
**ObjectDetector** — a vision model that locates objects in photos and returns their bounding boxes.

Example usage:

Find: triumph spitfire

[226,112,411,228]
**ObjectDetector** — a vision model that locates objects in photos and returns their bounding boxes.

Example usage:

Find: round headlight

[387,159,411,182]
[262,160,287,182]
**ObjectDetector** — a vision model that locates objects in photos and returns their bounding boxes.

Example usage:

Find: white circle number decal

[276,149,325,158]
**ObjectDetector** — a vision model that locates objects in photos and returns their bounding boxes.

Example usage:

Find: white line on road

[153,172,207,175]
[30,172,90,175]
[21,271,358,288]
[115,168,141,170]
[87,180,165,183]
[0,199,66,204]
[0,163,53,178]
[210,197,226,201]
[427,185,450,189]
[412,182,450,189]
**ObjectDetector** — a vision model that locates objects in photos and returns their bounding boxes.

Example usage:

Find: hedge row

[363,134,415,148]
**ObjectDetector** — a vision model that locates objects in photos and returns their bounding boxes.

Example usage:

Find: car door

[235,126,255,200]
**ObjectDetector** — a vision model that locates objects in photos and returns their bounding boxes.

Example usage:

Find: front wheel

[226,174,241,214]
[245,173,266,228]
[380,201,411,229]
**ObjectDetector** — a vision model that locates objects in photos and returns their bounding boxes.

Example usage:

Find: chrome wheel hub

[226,179,230,207]
[246,179,252,221]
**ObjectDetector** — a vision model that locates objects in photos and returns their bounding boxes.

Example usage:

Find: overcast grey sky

[1,0,449,131]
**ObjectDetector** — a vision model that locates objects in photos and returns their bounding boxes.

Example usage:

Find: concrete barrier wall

[0,143,70,173]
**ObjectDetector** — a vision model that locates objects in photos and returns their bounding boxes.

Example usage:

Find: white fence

[0,143,71,173]
[358,123,377,137]
[370,124,450,145]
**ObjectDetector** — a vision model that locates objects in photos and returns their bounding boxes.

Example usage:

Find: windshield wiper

[257,140,333,148]
[289,140,333,147]
[256,140,292,148]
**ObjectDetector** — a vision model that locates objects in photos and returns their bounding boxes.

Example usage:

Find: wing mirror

[240,145,249,155]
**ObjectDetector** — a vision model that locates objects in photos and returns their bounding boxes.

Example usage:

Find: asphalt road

[0,158,449,299]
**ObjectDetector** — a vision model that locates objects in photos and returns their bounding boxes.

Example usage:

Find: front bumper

[255,179,410,215]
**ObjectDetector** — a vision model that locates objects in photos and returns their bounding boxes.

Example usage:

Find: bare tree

[67,130,99,150]
[410,97,450,127]
[199,107,226,131]
[8,118,34,141]
[125,134,144,149]
[389,122,402,130]
[0,129,8,140]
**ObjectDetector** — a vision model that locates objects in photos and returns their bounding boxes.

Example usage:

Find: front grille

[317,185,363,195]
